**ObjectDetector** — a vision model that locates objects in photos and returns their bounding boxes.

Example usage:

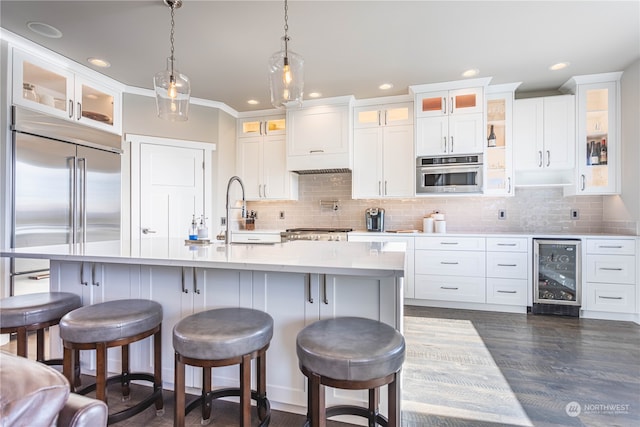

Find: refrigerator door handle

[78,157,87,244]
[70,157,77,244]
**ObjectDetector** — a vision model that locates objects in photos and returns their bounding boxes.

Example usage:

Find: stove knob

[335,235,341,241]
[328,235,334,241]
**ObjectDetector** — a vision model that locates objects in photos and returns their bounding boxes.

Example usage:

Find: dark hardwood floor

[2,306,639,426]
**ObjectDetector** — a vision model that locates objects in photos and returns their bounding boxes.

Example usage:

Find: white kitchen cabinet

[485,237,528,306]
[352,102,414,198]
[561,73,622,195]
[412,85,486,156]
[12,48,122,135]
[286,96,354,172]
[484,84,519,196]
[237,116,298,200]
[231,230,283,244]
[583,238,637,317]
[513,95,574,186]
[414,236,486,303]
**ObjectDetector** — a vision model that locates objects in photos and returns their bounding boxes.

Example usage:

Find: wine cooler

[533,239,582,316]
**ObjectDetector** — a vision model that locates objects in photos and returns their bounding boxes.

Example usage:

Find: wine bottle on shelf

[487,125,496,147]
[590,141,599,165]
[587,141,593,166]
[600,138,608,165]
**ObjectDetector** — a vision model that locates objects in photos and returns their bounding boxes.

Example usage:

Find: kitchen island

[1,239,405,421]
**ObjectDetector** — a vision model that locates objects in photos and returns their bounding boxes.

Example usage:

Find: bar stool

[0,292,81,365]
[296,317,406,427]
[172,307,273,427]
[59,299,164,425]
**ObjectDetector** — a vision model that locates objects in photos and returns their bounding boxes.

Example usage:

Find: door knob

[142,228,157,234]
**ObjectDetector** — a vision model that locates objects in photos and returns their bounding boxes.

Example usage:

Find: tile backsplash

[246,173,637,235]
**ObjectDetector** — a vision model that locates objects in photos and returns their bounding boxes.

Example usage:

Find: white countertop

[348,231,638,239]
[0,239,405,277]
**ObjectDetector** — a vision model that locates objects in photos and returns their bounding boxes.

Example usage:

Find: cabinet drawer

[231,232,283,243]
[415,236,485,251]
[486,237,528,252]
[486,279,528,306]
[415,275,485,303]
[586,255,635,284]
[486,252,528,279]
[415,250,485,277]
[586,239,635,255]
[585,283,636,313]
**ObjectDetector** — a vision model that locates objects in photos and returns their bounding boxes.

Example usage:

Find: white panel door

[139,143,204,242]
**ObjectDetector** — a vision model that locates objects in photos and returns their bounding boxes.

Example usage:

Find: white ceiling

[1,1,639,113]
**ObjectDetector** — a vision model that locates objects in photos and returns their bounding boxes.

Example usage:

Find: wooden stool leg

[36,328,45,361]
[309,372,326,427]
[154,328,164,413]
[368,387,379,427]
[16,326,27,358]
[174,354,185,427]
[63,346,75,391]
[73,349,81,387]
[96,342,108,404]
[240,354,251,427]
[121,344,131,400]
[257,351,268,420]
[388,373,399,427]
[202,366,212,422]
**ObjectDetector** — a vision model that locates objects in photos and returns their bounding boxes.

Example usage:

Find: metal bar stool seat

[296,317,406,427]
[0,292,81,365]
[172,307,273,427]
[59,299,164,425]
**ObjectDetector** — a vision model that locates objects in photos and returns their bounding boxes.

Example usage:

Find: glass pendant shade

[269,38,304,109]
[154,57,190,121]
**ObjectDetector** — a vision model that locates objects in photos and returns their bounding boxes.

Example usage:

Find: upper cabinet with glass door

[561,72,622,195]
[12,48,122,135]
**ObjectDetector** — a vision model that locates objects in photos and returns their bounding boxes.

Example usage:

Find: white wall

[0,39,10,297]
[604,59,640,235]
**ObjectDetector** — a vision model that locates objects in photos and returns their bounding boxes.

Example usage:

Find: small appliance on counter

[365,208,385,232]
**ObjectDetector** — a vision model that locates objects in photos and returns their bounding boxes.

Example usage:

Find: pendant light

[154,0,190,121]
[268,0,304,109]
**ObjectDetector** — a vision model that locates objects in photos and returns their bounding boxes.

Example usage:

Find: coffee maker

[365,208,385,232]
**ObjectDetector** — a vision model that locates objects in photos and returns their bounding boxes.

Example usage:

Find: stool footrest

[75,372,162,425]
[185,387,271,427]
[303,405,388,427]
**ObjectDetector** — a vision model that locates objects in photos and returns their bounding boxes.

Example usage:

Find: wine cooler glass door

[534,239,582,306]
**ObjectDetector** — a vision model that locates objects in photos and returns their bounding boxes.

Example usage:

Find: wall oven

[416,154,483,194]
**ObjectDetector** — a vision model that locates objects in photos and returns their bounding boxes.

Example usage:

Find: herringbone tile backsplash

[246,173,636,235]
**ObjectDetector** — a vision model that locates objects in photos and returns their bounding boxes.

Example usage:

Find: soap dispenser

[197,215,208,240]
[189,215,198,240]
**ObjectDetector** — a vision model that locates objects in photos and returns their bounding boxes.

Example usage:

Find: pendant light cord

[283,0,289,58]
[169,3,176,77]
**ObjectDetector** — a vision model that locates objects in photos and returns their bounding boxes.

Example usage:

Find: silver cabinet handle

[440,286,459,290]
[193,267,200,294]
[309,149,324,153]
[142,228,156,234]
[384,181,388,196]
[91,263,99,286]
[78,158,87,244]
[181,267,188,294]
[507,177,512,193]
[263,184,267,198]
[599,245,623,249]
[77,102,82,121]
[497,263,518,267]
[599,267,623,271]
[443,136,447,153]
[69,157,77,243]
[322,274,329,305]
[80,262,88,286]
[378,181,382,196]
[450,136,454,152]
[377,110,382,126]
[306,273,313,303]
[440,242,459,245]
[260,121,265,136]
[497,243,517,246]
[546,150,550,167]
[68,100,73,119]
[450,97,454,114]
[581,174,586,191]
[440,261,459,265]
[599,296,623,300]
[538,151,543,167]
[497,290,517,294]
[442,97,446,115]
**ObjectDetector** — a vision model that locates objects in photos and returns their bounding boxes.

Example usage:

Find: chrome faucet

[225,176,246,244]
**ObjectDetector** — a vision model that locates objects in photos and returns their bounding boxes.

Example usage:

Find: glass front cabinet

[12,48,122,134]
[484,83,519,196]
[562,73,622,195]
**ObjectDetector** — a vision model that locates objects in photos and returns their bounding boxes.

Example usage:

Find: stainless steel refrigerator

[10,107,122,295]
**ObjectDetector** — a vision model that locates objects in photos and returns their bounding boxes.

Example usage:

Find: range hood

[293,168,351,175]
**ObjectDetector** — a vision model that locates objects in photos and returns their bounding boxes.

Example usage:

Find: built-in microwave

[416,154,483,194]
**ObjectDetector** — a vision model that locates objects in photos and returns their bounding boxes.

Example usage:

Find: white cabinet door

[262,135,289,200]
[237,136,262,200]
[449,113,483,154]
[543,95,574,170]
[383,124,414,197]
[287,105,349,156]
[352,127,383,198]
[416,116,448,156]
[513,98,544,170]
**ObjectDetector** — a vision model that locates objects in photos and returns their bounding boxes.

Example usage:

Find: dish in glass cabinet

[82,110,113,124]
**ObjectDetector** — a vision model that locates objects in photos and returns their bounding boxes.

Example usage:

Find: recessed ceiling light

[462,68,479,78]
[379,83,393,90]
[549,62,570,71]
[247,99,259,105]
[308,92,322,98]
[26,21,62,39]
[87,57,111,68]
